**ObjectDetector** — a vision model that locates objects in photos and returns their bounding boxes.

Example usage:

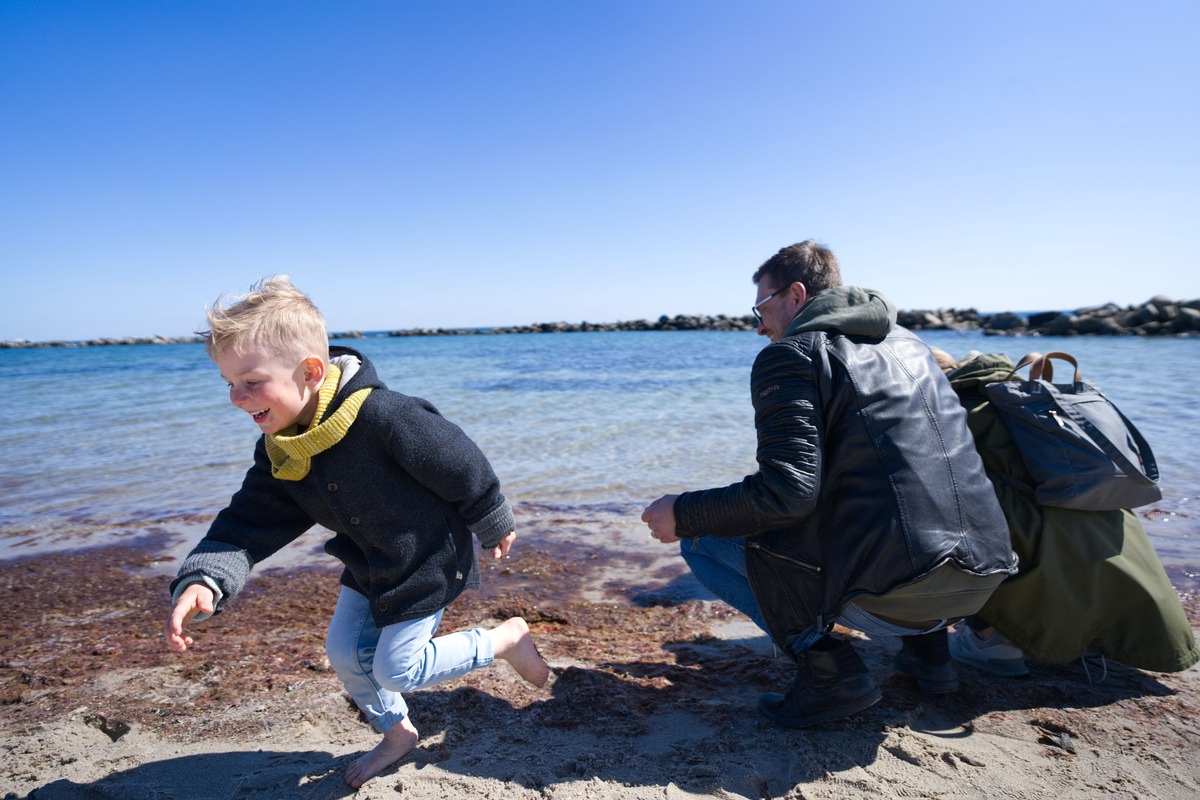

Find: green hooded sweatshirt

[785,285,897,338]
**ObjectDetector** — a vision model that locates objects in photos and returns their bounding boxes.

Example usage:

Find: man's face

[753,281,802,342]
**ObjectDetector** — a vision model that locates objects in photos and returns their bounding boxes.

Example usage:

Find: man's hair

[200,275,328,364]
[751,240,843,295]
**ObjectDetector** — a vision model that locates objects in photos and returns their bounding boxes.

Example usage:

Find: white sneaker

[949,625,1029,677]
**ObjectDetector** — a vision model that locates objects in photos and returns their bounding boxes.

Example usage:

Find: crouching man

[643,240,1017,727]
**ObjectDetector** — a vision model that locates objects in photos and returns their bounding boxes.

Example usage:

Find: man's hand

[488,530,516,560]
[166,582,215,653]
[642,494,681,544]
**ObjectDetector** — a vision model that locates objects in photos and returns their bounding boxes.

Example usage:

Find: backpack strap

[1030,351,1083,384]
[984,467,1036,496]
[999,352,1043,382]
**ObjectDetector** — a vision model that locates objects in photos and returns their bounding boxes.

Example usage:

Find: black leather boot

[758,636,882,728]
[895,629,959,693]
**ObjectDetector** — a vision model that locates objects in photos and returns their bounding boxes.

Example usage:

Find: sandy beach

[2,508,1199,800]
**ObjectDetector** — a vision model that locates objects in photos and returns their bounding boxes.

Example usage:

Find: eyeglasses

[751,285,790,323]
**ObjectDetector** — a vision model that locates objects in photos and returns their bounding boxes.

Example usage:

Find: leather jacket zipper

[746,541,822,575]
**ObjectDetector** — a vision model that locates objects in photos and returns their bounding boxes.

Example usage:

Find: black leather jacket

[674,287,1016,649]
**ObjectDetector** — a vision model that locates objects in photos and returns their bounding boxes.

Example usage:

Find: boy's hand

[488,531,516,560]
[166,583,216,653]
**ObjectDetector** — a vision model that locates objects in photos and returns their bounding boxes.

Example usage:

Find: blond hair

[201,276,329,364]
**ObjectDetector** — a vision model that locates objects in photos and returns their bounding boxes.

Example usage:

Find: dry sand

[2,516,1199,800]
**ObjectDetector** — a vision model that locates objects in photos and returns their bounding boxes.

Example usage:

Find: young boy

[165,276,548,788]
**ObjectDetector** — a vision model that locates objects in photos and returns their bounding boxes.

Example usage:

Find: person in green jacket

[936,350,1198,677]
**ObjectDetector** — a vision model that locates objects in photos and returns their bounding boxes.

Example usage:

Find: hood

[784,285,897,339]
[320,346,387,422]
[945,352,1017,392]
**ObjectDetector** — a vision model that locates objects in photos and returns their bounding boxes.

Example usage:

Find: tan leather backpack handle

[1035,351,1082,383]
[1028,353,1051,382]
[1000,352,1044,382]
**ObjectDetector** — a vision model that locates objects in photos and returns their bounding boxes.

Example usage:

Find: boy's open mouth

[252,409,269,422]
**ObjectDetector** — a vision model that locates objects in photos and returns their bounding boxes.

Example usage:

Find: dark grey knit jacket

[171,346,514,627]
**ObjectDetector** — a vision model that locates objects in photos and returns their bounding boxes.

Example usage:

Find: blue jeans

[325,586,494,732]
[680,535,942,654]
[679,535,769,634]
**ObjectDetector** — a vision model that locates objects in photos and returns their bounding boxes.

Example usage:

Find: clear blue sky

[2,1,1196,341]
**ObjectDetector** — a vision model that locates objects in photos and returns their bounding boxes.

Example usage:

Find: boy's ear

[301,356,326,387]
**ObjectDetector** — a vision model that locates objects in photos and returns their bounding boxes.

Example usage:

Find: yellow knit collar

[264,362,373,481]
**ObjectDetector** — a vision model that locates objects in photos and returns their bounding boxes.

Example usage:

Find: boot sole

[757,686,883,729]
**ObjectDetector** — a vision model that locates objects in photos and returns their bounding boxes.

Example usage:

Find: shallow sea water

[0,330,1196,588]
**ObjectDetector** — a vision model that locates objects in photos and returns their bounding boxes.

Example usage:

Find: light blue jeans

[680,536,943,654]
[325,586,494,732]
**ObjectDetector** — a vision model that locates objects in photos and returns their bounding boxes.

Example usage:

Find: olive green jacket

[948,353,1198,672]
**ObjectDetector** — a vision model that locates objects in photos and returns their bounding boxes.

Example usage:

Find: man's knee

[680,534,746,570]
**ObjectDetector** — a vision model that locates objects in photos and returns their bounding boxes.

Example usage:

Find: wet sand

[2,511,1199,800]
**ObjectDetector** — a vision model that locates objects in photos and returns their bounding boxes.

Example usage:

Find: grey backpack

[983,351,1161,511]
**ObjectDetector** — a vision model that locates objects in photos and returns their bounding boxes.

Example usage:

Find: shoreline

[4,295,1199,348]
[4,500,1199,596]
[2,523,1199,799]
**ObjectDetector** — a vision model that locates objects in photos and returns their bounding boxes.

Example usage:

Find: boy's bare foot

[345,716,419,788]
[489,617,550,687]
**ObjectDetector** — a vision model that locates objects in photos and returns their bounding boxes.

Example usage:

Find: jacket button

[377,603,388,613]
[350,516,361,525]
[327,483,338,492]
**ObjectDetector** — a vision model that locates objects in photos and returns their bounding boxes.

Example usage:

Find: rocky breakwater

[6,298,1198,348]
[990,296,1200,337]
[386,313,761,336]
[898,296,1200,337]
[0,334,205,349]
[0,331,368,349]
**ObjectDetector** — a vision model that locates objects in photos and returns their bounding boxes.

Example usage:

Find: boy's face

[214,348,325,435]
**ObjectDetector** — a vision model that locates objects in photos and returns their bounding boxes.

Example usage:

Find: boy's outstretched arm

[166,582,216,653]
[488,531,516,561]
